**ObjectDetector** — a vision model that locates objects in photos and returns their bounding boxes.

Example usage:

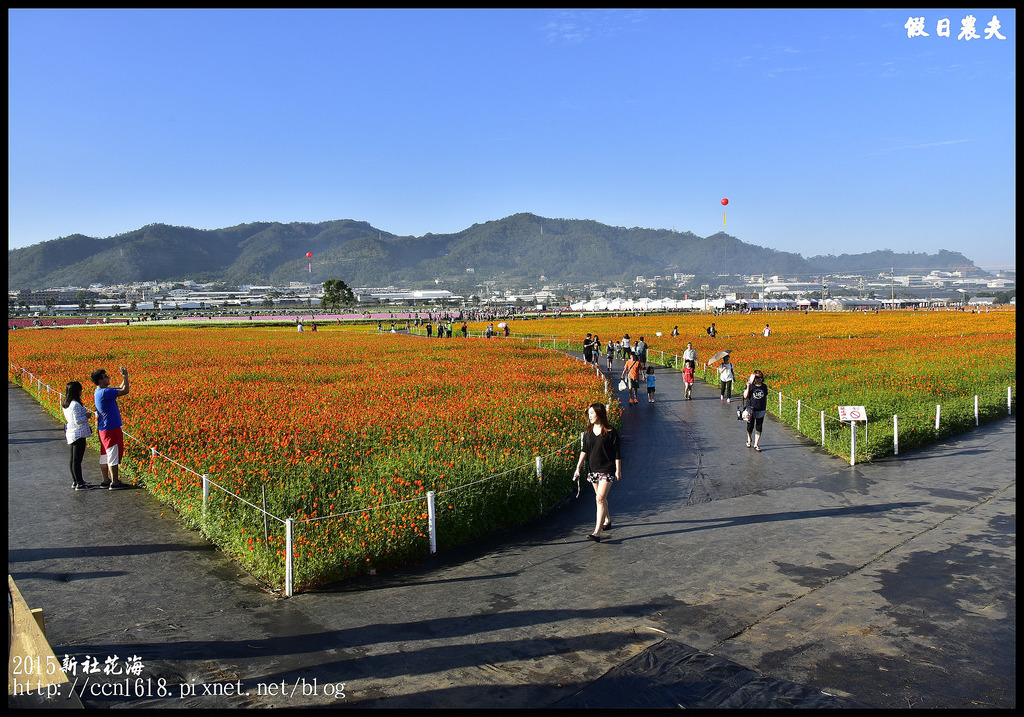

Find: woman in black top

[743,370,769,451]
[573,403,621,542]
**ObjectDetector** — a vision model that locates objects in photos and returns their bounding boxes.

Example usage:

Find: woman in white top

[718,356,736,403]
[62,381,95,490]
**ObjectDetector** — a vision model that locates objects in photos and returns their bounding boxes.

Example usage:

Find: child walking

[645,365,656,403]
[682,360,695,400]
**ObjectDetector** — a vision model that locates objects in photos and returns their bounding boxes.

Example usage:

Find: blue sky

[8,9,1016,271]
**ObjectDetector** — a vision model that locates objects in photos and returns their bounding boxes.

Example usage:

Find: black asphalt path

[7,352,1016,709]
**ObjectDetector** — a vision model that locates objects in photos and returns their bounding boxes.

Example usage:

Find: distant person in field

[762,324,771,337]
[573,402,621,543]
[90,366,130,489]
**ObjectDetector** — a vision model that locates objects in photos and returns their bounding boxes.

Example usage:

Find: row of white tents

[567,297,806,312]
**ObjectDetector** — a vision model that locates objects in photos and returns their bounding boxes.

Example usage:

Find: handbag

[737,399,752,421]
[618,379,627,391]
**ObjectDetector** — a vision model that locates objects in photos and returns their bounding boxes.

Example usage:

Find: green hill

[7,213,981,289]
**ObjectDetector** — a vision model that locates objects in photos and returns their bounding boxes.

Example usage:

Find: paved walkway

[7,359,1016,708]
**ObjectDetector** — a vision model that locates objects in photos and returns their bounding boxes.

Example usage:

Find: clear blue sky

[8,9,1016,271]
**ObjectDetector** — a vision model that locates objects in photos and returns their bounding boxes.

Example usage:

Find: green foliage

[321,279,355,311]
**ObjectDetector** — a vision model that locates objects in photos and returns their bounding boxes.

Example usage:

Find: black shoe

[602,522,612,530]
[73,483,93,491]
[587,533,601,542]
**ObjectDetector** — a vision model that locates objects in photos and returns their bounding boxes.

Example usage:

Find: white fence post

[1009,386,1013,414]
[797,399,801,429]
[285,517,294,597]
[427,491,437,555]
[820,411,825,446]
[893,414,899,455]
[850,421,856,466]
[975,395,979,426]
[202,474,210,520]
[535,456,542,480]
[935,404,941,432]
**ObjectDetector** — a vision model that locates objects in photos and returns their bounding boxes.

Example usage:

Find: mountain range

[8,213,982,290]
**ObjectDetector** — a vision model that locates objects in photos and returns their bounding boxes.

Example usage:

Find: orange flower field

[459,308,1016,457]
[8,308,1015,588]
[8,327,614,588]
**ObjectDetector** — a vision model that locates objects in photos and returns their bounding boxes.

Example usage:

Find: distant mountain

[7,213,982,290]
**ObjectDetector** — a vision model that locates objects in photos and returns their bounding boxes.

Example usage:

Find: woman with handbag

[743,370,770,451]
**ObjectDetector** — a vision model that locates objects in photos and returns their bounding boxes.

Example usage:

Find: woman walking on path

[573,403,621,543]
[743,370,770,451]
[718,355,735,403]
[62,381,95,490]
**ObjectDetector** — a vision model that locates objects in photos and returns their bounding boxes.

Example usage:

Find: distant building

[823,298,885,311]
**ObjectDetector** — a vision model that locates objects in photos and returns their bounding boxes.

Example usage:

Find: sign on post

[838,406,867,422]
[839,406,868,466]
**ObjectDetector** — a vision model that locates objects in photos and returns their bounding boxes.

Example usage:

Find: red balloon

[721,198,729,206]
[306,252,312,258]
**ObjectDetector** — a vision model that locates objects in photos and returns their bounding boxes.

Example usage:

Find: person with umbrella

[709,350,735,403]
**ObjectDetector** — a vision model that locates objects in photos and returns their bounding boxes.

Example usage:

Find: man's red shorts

[98,427,124,467]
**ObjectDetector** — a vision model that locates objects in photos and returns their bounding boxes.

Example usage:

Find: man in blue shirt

[90,366,130,489]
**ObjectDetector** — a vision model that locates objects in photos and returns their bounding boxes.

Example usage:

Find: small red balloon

[721,198,729,206]
[306,252,312,258]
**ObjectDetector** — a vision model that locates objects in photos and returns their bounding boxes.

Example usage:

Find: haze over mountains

[8,213,982,290]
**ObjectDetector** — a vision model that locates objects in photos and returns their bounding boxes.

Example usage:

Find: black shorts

[647,386,655,394]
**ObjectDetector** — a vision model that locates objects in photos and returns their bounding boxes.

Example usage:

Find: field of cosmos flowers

[9,327,613,588]
[8,308,1014,589]
[458,309,1015,459]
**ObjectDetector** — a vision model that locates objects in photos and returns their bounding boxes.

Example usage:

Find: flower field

[460,309,1016,460]
[8,327,614,588]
